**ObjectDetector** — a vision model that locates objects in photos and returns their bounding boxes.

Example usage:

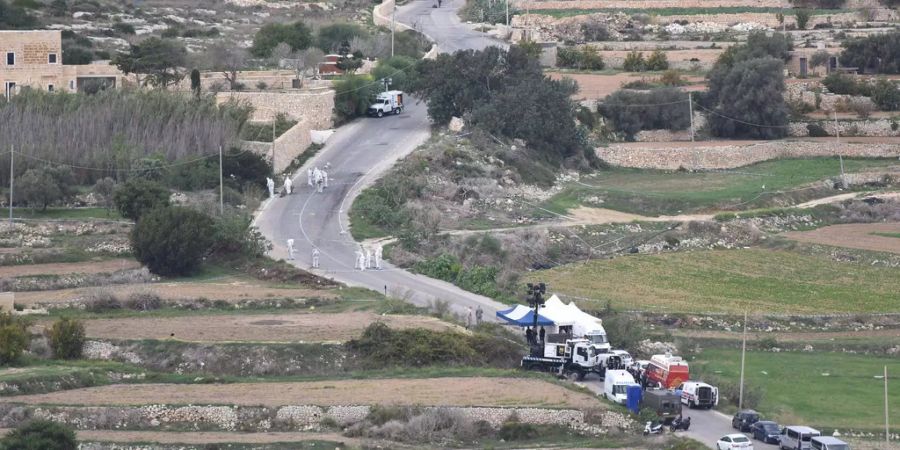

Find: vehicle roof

[725,433,750,439]
[812,437,847,444]
[784,425,820,433]
[754,420,779,426]
[737,409,759,415]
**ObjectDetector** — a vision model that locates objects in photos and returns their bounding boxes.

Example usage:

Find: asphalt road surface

[580,378,781,450]
[254,0,505,318]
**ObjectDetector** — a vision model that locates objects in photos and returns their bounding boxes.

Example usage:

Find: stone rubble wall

[216,89,334,128]
[515,0,791,8]
[0,403,634,434]
[789,119,900,138]
[242,121,313,173]
[597,140,900,170]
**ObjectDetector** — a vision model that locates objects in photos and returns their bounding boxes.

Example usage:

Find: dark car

[732,409,760,432]
[751,420,781,444]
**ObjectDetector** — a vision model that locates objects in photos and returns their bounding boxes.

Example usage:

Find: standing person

[475,306,483,325]
[323,170,328,188]
[539,326,546,343]
[365,248,373,269]
[284,176,292,195]
[374,245,383,269]
[466,307,474,329]
[286,239,295,260]
[526,327,534,345]
[266,177,275,198]
[311,248,320,268]
[307,168,313,187]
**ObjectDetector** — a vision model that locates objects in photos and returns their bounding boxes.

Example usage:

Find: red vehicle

[646,353,689,389]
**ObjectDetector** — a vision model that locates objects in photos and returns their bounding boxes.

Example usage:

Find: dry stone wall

[218,89,334,128]
[597,140,900,170]
[789,119,900,138]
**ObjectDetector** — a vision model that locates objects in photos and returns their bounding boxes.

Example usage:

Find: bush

[498,421,539,441]
[623,51,645,72]
[807,123,830,137]
[113,179,170,221]
[0,420,78,450]
[250,21,312,57]
[822,72,869,96]
[601,313,647,354]
[84,288,122,312]
[212,213,271,257]
[131,206,215,276]
[581,22,610,42]
[556,46,604,70]
[871,79,900,111]
[333,74,380,123]
[795,8,811,30]
[14,166,76,211]
[0,312,30,365]
[125,290,162,311]
[46,318,85,360]
[371,56,419,93]
[659,70,684,86]
[645,50,669,71]
[599,88,691,138]
[839,31,900,74]
[316,23,365,53]
[0,0,38,29]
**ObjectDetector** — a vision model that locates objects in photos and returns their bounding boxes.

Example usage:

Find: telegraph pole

[8,145,12,223]
[271,119,276,171]
[505,0,509,26]
[834,110,845,188]
[886,365,891,446]
[218,145,224,216]
[688,93,695,142]
[738,311,748,410]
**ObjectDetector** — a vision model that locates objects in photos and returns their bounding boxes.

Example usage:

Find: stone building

[1,30,125,98]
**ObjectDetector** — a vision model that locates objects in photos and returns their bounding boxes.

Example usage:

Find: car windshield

[612,385,627,395]
[746,414,759,421]
[763,424,779,432]
[588,334,607,344]
[733,436,750,443]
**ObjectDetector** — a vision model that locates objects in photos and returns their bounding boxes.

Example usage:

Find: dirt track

[782,222,900,254]
[6,378,600,408]
[0,259,141,278]
[12,281,337,306]
[34,312,457,343]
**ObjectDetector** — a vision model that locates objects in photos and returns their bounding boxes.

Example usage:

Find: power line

[695,103,793,129]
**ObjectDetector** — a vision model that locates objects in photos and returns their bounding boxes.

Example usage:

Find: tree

[61,46,94,65]
[287,48,325,85]
[0,313,29,365]
[316,23,365,53]
[222,147,271,186]
[515,40,543,61]
[645,50,669,71]
[0,0,38,29]
[0,420,77,450]
[113,179,170,221]
[207,41,248,90]
[371,56,419,92]
[92,177,116,212]
[250,21,312,58]
[795,8,811,30]
[581,22,610,42]
[871,79,900,111]
[46,318,85,360]
[623,51,645,72]
[333,74,380,122]
[599,88,691,138]
[15,166,75,210]
[190,68,201,98]
[839,31,900,74]
[810,50,831,69]
[131,206,215,276]
[708,57,789,139]
[113,37,187,88]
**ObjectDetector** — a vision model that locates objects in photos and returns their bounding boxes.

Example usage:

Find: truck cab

[585,329,611,353]
[522,336,601,379]
[367,90,404,117]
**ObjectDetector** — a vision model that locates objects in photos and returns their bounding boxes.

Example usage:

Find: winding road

[254,0,506,318]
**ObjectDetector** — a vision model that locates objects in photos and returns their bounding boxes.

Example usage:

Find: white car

[718,433,754,450]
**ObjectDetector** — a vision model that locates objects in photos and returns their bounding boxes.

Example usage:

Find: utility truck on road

[521,335,602,380]
[367,91,404,117]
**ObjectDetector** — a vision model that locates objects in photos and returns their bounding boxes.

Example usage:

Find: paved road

[254,0,505,318]
[580,379,780,450]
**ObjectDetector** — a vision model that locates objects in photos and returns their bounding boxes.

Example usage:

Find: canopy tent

[541,295,604,336]
[496,305,554,327]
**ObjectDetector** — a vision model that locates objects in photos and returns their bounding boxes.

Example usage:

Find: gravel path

[6,378,601,409]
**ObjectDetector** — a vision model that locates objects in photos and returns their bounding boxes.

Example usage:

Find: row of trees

[839,31,900,75]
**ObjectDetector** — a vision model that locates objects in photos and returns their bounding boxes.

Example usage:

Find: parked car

[717,433,754,450]
[810,436,850,450]
[780,426,821,450]
[750,420,781,444]
[732,409,760,432]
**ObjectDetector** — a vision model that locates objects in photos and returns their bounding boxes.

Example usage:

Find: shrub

[498,421,539,441]
[848,97,874,118]
[0,0,38,29]
[795,8,811,30]
[839,31,900,74]
[0,312,30,365]
[251,21,312,57]
[807,123,829,137]
[645,50,669,71]
[92,177,116,211]
[556,46,604,70]
[659,70,684,86]
[822,72,868,96]
[131,206,215,276]
[623,51,645,72]
[871,79,900,111]
[333,74,380,123]
[14,166,76,210]
[371,56,419,93]
[0,420,78,450]
[212,213,271,257]
[125,290,162,311]
[84,288,122,312]
[599,88,691,138]
[113,179,170,221]
[601,314,647,354]
[46,318,85,360]
[316,22,365,53]
[810,50,830,69]
[581,22,610,41]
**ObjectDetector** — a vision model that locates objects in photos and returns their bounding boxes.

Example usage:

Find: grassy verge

[539,158,898,216]
[691,348,899,432]
[530,7,844,18]
[872,232,900,239]
[525,248,900,314]
[11,207,124,220]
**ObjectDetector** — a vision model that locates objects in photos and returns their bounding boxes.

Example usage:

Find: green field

[692,349,899,432]
[11,207,123,220]
[531,7,843,18]
[526,248,900,314]
[540,158,898,216]
[872,232,900,239]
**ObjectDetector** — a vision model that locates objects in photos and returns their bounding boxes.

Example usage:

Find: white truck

[604,369,639,404]
[521,336,602,380]
[367,90,404,117]
[679,381,718,409]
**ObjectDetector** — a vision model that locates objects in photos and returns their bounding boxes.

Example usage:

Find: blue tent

[496,305,554,327]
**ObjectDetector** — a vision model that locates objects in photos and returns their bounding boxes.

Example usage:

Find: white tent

[541,295,607,343]
[538,295,576,333]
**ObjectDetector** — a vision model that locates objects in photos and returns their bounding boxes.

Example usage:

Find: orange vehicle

[646,354,689,389]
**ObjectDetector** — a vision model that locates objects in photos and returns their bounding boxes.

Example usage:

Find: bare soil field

[33,312,457,343]
[6,378,600,408]
[782,222,900,254]
[0,259,141,278]
[13,281,337,307]
[548,72,706,100]
[567,206,712,225]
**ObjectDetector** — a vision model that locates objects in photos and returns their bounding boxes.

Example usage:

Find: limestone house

[0,30,126,98]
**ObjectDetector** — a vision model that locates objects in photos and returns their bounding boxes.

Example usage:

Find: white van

[780,426,821,450]
[679,381,718,409]
[810,437,850,450]
[604,369,639,405]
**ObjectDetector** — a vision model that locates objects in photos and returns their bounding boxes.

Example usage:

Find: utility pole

[271,119,276,171]
[688,92,695,142]
[886,365,891,446]
[218,145,224,216]
[391,5,395,58]
[738,310,748,410]
[8,145,12,224]
[834,110,845,188]
[505,0,509,26]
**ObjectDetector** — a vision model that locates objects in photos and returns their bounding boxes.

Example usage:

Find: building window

[6,52,14,66]
[49,53,58,64]
[69,80,76,90]
[48,84,55,92]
